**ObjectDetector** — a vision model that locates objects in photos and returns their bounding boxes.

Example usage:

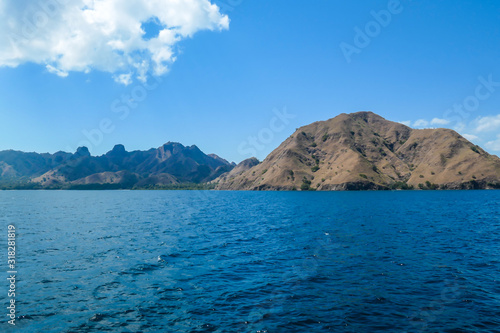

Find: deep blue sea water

[0,190,499,332]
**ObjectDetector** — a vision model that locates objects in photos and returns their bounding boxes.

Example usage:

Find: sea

[0,190,499,332]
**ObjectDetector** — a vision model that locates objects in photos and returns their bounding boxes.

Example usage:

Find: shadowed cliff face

[0,142,233,188]
[216,112,500,190]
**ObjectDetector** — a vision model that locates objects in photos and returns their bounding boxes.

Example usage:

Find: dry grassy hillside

[216,112,500,190]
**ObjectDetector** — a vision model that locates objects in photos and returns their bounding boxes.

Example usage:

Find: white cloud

[430,118,450,126]
[462,134,479,141]
[486,134,500,151]
[398,120,411,126]
[413,119,429,127]
[113,73,133,86]
[419,113,500,154]
[46,64,68,77]
[474,114,500,132]
[0,0,229,84]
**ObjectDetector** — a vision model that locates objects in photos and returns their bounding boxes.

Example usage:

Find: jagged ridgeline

[216,112,500,190]
[0,142,234,189]
[2,112,500,190]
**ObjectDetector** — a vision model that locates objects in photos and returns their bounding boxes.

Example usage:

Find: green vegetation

[70,184,130,190]
[389,181,414,190]
[0,181,44,190]
[487,182,500,189]
[465,180,481,189]
[322,133,329,142]
[471,145,480,154]
[310,154,320,172]
[262,169,268,174]
[418,181,439,190]
[128,183,216,190]
[311,142,317,147]
[425,181,433,189]
[0,182,218,191]
[300,177,312,191]
[359,173,368,179]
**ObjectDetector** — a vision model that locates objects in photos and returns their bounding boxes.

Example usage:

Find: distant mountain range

[2,111,500,190]
[0,142,233,189]
[216,112,500,190]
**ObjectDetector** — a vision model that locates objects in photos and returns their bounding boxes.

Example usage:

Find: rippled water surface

[1,190,500,332]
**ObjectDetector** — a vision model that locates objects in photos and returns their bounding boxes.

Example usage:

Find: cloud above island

[473,114,500,132]
[0,0,229,84]
[486,134,500,151]
[430,118,450,126]
[400,113,500,153]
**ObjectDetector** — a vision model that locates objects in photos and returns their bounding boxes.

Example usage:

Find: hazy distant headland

[0,142,231,190]
[2,112,500,191]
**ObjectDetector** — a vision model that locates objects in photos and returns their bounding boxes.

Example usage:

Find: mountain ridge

[0,142,233,189]
[2,111,500,190]
[216,111,500,190]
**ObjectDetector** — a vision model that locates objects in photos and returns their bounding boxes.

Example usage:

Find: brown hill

[216,112,500,190]
[212,157,260,184]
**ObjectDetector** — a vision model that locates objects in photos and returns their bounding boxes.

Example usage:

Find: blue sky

[1,0,500,163]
